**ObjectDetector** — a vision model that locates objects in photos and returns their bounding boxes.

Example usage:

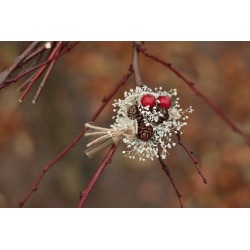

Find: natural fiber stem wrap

[84,122,136,158]
[85,137,116,158]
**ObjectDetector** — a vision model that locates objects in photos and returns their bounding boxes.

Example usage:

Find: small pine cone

[127,105,140,119]
[137,124,153,141]
[127,105,144,124]
[157,106,169,124]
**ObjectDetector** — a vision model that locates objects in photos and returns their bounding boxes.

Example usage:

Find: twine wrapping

[85,118,138,158]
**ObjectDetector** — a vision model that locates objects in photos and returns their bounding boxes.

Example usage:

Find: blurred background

[0,42,250,208]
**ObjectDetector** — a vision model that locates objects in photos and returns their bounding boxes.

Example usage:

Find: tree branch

[19,66,133,207]
[0,42,40,85]
[18,50,47,92]
[18,42,63,102]
[32,58,57,104]
[132,42,143,87]
[176,131,207,184]
[77,144,118,208]
[138,47,250,145]
[19,42,53,67]
[0,42,80,90]
[158,157,183,208]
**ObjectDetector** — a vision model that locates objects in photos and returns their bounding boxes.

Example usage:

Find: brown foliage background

[0,42,250,208]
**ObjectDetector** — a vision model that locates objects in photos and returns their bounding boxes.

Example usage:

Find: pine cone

[137,124,153,141]
[157,106,169,124]
[127,105,139,119]
[127,105,144,124]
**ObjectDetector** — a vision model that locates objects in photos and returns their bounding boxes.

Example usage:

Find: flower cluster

[111,85,193,161]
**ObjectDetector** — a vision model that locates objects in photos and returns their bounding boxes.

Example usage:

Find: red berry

[157,96,171,109]
[141,94,156,108]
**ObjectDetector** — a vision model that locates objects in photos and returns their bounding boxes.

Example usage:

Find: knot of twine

[85,119,137,158]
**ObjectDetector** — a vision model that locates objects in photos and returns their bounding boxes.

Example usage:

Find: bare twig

[18,49,47,92]
[18,42,63,102]
[19,42,53,67]
[132,42,143,87]
[77,144,118,208]
[176,132,207,184]
[138,47,250,145]
[0,42,80,90]
[32,52,58,104]
[18,73,37,92]
[0,42,40,85]
[19,66,133,207]
[158,157,183,208]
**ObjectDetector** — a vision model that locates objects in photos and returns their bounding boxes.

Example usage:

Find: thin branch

[158,157,183,208]
[32,58,57,104]
[18,50,47,92]
[0,42,40,85]
[176,132,207,184]
[19,42,53,67]
[77,144,118,208]
[18,72,37,92]
[138,47,250,145]
[19,66,134,207]
[18,42,63,102]
[132,42,143,87]
[0,42,80,90]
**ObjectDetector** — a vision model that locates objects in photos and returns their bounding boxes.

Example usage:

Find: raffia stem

[85,121,137,158]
